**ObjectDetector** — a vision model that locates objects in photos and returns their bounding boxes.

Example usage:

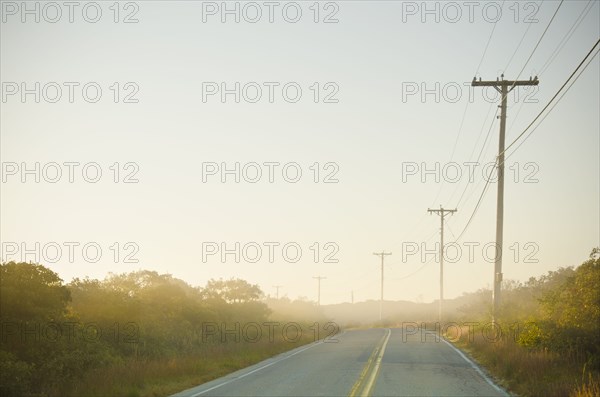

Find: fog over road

[172,328,508,397]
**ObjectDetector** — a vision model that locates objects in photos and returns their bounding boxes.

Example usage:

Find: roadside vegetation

[446,248,600,397]
[2,249,597,397]
[0,265,329,397]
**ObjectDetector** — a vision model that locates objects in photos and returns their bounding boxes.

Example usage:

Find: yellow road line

[348,344,379,397]
[348,329,391,397]
[360,329,391,397]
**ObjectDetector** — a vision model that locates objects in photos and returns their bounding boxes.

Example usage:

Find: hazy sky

[1,0,599,305]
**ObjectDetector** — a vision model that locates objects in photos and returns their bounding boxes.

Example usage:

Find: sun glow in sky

[1,0,598,305]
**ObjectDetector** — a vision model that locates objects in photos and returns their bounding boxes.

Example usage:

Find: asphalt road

[171,328,508,397]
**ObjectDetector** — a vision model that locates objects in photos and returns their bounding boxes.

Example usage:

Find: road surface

[172,328,508,397]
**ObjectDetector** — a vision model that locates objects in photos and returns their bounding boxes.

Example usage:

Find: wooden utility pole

[428,206,457,322]
[472,74,539,324]
[313,276,326,306]
[373,251,392,321]
[273,285,282,299]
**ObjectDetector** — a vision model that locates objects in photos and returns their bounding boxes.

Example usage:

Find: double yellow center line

[348,329,391,397]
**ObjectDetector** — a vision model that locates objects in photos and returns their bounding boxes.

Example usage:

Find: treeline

[448,248,600,396]
[0,264,326,396]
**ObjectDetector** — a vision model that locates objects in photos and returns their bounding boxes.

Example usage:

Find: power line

[432,0,506,208]
[450,42,599,320]
[393,255,436,281]
[453,167,495,243]
[456,109,497,209]
[388,224,439,268]
[502,38,600,158]
[450,105,498,209]
[539,0,596,76]
[448,0,564,243]
[499,0,594,155]
[429,101,470,208]
[502,6,597,163]
[513,0,564,82]
[504,45,599,161]
[475,0,506,76]
[504,0,542,73]
[451,38,600,249]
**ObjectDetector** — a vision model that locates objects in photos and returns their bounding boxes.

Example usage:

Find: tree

[202,278,263,303]
[1,262,81,395]
[537,249,600,360]
[0,261,70,323]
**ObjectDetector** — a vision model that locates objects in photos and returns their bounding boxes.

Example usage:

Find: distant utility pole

[472,74,539,324]
[373,251,392,321]
[313,276,326,306]
[273,285,282,299]
[428,206,457,322]
[351,290,354,304]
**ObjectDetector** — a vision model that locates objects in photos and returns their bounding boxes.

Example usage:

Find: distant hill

[321,299,436,326]
[266,290,494,327]
[322,291,493,326]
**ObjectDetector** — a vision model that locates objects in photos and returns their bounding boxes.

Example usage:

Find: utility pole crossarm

[471,77,539,87]
[427,208,457,216]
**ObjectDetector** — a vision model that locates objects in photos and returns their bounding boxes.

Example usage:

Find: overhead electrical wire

[503,1,542,74]
[451,38,600,244]
[446,0,567,242]
[439,0,561,212]
[429,0,506,208]
[501,38,600,158]
[450,105,498,209]
[475,0,506,77]
[539,0,596,76]
[504,45,599,162]
[505,0,594,142]
[513,0,565,82]
[401,0,591,282]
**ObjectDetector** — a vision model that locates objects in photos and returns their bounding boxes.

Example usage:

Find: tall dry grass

[449,325,600,397]
[59,332,319,397]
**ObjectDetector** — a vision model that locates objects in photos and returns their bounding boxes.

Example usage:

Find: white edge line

[189,339,325,397]
[439,336,509,397]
